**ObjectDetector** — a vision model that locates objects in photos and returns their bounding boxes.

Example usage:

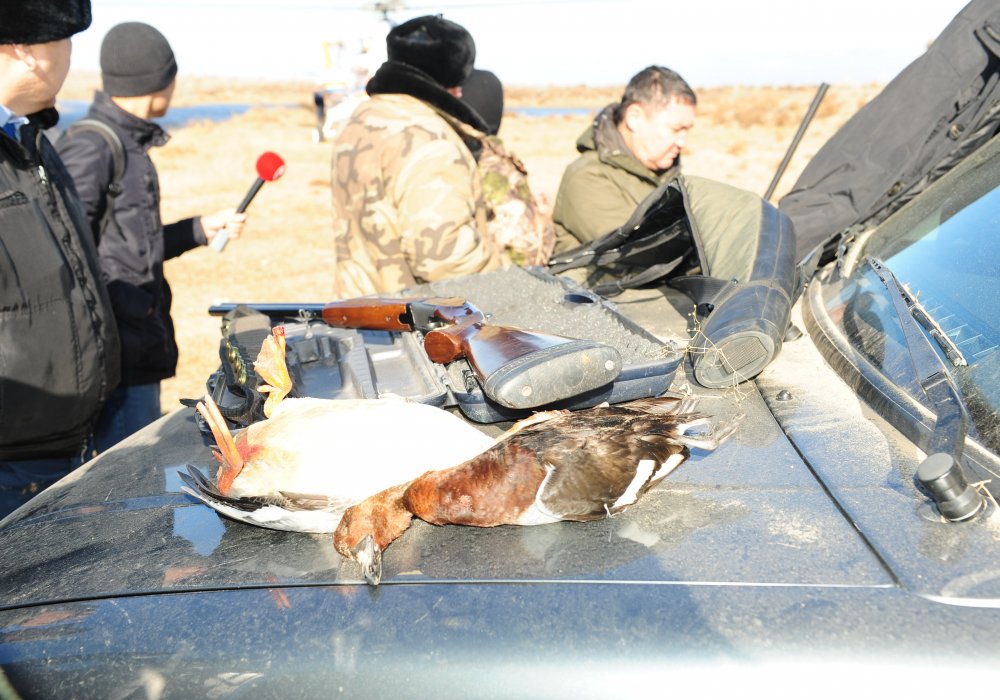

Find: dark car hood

[2,294,999,612]
[0,380,892,611]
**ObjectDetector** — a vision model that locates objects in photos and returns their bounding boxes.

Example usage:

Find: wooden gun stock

[322,297,623,409]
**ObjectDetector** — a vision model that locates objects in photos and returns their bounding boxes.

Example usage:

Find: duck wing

[180,465,352,533]
[525,397,743,522]
[529,425,691,522]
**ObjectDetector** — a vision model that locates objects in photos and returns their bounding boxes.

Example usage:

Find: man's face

[30,38,72,109]
[626,96,696,173]
[149,79,176,118]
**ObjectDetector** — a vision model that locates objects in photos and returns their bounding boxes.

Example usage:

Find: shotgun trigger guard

[403,300,440,330]
[407,298,485,331]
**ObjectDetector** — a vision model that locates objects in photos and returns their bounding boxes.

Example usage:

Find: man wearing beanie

[58,22,247,452]
[331,15,508,298]
[0,0,121,517]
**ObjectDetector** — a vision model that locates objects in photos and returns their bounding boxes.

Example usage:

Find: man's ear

[621,102,646,133]
[11,44,37,70]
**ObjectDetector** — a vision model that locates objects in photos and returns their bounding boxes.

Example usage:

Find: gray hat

[100,22,178,97]
[0,0,92,45]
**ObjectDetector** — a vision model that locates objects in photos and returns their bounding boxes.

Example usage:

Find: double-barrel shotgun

[209,297,622,409]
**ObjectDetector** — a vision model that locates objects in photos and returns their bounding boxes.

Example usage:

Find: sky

[70,0,974,88]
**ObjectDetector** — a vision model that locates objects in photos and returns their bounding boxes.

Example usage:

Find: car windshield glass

[821,145,1000,454]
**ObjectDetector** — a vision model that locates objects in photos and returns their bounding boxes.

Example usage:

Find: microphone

[211,151,286,251]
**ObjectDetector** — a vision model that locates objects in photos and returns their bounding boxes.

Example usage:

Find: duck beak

[353,534,383,586]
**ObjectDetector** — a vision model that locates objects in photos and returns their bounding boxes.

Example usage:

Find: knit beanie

[0,0,91,44]
[100,22,178,97]
[386,15,475,89]
[462,69,503,136]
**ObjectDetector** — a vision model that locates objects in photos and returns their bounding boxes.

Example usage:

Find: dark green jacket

[552,105,678,254]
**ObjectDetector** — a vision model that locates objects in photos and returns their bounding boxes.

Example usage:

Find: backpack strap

[65,118,126,234]
[590,257,688,297]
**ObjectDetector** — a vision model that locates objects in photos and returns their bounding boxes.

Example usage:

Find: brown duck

[333,396,739,584]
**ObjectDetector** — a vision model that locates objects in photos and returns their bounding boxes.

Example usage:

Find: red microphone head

[256,152,286,182]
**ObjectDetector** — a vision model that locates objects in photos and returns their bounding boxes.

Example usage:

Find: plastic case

[210,268,684,424]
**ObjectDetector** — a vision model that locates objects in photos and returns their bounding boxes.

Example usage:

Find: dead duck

[333,396,740,584]
[181,328,495,532]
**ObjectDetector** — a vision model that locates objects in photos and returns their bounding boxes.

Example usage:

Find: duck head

[333,481,416,586]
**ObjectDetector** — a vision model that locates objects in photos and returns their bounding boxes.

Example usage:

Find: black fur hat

[0,0,92,45]
[386,15,475,88]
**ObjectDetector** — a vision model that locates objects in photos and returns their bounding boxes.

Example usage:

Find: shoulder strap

[67,118,126,195]
[66,119,126,235]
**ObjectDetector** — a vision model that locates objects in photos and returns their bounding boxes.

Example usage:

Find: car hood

[2,294,998,612]
[0,374,893,612]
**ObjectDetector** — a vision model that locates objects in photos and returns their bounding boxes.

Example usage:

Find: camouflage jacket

[331,93,508,298]
[478,135,555,266]
[552,105,678,254]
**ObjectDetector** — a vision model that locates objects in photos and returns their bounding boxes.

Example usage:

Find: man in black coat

[0,0,121,518]
[57,22,247,452]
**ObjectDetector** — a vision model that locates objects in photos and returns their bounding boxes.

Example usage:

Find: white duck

[181,327,495,532]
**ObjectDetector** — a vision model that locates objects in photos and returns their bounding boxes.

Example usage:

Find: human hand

[202,208,248,244]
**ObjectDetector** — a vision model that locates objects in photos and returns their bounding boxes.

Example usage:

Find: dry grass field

[57,72,882,415]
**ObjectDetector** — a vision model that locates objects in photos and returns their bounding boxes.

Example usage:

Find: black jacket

[57,92,207,385]
[0,109,121,459]
[780,0,1000,261]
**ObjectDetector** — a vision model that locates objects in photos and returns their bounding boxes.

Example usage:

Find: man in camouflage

[552,66,697,254]
[462,68,554,266]
[331,16,508,298]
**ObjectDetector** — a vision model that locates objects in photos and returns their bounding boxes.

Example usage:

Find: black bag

[780,0,1000,265]
[549,175,797,388]
[548,181,697,297]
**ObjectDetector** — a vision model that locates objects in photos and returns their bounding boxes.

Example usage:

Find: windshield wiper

[870,258,967,367]
[868,257,985,520]
[867,257,969,458]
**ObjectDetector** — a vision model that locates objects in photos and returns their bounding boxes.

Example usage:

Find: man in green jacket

[552,66,697,254]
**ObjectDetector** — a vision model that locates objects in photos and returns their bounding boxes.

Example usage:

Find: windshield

[820,139,1000,454]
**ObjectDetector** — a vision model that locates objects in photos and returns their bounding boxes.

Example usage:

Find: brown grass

[57,71,881,415]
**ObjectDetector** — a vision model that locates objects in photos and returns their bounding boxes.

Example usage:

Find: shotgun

[764,81,829,202]
[209,298,622,410]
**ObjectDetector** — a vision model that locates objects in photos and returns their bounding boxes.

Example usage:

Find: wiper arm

[867,256,969,459]
[907,298,968,368]
[868,258,967,367]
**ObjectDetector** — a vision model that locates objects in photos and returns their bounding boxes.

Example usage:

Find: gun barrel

[764,82,829,202]
[208,302,327,318]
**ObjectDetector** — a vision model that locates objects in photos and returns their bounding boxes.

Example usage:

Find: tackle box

[208,267,685,424]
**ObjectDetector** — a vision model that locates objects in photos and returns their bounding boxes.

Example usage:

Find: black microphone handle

[236,177,265,214]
